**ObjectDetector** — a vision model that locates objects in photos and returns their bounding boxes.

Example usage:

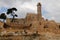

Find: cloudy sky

[0,0,60,22]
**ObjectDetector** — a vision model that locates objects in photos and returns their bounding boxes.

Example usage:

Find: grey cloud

[0,0,32,5]
[0,0,60,22]
[0,0,35,18]
[16,8,35,18]
[40,0,60,22]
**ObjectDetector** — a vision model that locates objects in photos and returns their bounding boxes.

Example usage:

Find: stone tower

[37,3,42,20]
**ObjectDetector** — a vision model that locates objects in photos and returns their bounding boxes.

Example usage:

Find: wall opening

[44,25,48,28]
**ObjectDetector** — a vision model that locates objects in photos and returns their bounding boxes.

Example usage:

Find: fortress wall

[6,18,25,29]
[3,2,60,34]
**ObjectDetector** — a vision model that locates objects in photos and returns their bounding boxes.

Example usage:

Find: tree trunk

[11,16,15,22]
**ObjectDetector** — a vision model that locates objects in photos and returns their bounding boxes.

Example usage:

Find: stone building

[0,2,60,40]
[2,2,60,34]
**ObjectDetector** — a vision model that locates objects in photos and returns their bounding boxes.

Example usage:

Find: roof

[37,2,41,6]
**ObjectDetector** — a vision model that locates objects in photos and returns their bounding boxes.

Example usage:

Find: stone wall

[0,34,40,40]
[0,32,60,40]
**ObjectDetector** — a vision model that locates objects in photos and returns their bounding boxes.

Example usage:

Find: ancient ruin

[0,2,60,40]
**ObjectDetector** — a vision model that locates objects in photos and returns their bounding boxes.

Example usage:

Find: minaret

[37,3,42,20]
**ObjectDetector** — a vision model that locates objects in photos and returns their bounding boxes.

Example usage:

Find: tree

[7,7,18,22]
[0,13,6,22]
